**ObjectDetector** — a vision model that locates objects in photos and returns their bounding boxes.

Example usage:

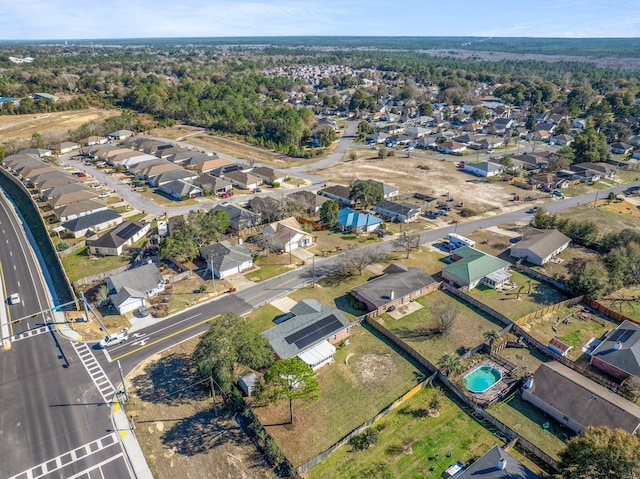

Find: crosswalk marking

[11,325,51,342]
[71,341,117,403]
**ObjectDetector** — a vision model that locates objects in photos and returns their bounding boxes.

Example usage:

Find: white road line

[71,342,116,403]
[8,433,119,479]
[11,325,51,342]
[64,453,124,479]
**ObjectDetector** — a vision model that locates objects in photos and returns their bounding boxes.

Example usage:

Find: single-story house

[336,208,383,234]
[107,129,134,141]
[442,246,511,290]
[2,152,40,168]
[87,221,150,256]
[529,173,570,190]
[454,446,540,479]
[160,180,203,200]
[373,199,420,222]
[32,171,79,191]
[252,166,287,185]
[318,185,354,206]
[590,320,640,380]
[405,126,431,139]
[192,175,233,196]
[609,142,633,155]
[436,140,467,154]
[77,136,108,146]
[460,161,503,177]
[549,134,574,146]
[262,217,313,252]
[51,142,81,155]
[509,229,571,265]
[135,160,182,180]
[41,182,89,200]
[54,199,108,222]
[287,190,328,215]
[183,156,230,173]
[210,204,262,233]
[222,170,262,190]
[107,263,165,315]
[20,147,52,157]
[48,189,99,209]
[148,169,198,187]
[61,209,123,238]
[570,162,616,180]
[353,179,399,199]
[572,118,587,129]
[522,361,640,434]
[351,264,438,315]
[200,240,253,279]
[263,299,351,370]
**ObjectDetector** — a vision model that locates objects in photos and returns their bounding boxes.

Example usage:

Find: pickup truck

[99,331,129,348]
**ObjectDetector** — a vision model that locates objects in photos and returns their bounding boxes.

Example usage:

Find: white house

[200,241,253,279]
[262,217,313,252]
[460,161,503,177]
[107,263,165,315]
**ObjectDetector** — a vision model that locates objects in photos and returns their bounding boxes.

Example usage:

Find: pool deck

[460,357,519,406]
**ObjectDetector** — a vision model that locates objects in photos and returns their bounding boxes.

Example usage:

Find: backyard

[61,245,132,282]
[467,270,570,320]
[597,286,640,323]
[307,385,546,479]
[382,290,506,363]
[252,324,425,467]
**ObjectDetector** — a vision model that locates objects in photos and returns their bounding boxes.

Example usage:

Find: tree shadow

[130,352,207,405]
[393,326,440,342]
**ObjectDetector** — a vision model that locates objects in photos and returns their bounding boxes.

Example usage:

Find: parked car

[220,201,230,207]
[526,206,539,214]
[8,293,20,305]
[524,196,536,201]
[138,306,150,317]
[99,192,110,198]
[99,331,129,348]
[552,190,565,198]
[437,209,449,216]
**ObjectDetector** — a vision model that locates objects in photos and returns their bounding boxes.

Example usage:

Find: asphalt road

[0,191,132,479]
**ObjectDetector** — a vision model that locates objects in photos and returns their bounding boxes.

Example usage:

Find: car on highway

[8,293,20,305]
[99,331,129,348]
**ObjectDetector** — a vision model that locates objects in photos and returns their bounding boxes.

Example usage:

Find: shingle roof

[61,209,122,233]
[511,229,570,260]
[200,240,252,273]
[110,286,145,308]
[442,246,510,284]
[457,446,540,479]
[109,263,162,295]
[591,321,640,377]
[87,221,146,249]
[526,361,640,434]
[319,184,352,200]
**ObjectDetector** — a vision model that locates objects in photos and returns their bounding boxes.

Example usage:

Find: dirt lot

[0,109,119,142]
[126,341,276,479]
[316,149,516,215]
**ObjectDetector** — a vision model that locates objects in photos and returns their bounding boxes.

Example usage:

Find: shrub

[56,241,70,251]
[350,428,380,451]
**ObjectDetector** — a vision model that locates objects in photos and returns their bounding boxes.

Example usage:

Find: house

[263,299,351,370]
[2,152,40,167]
[460,161,503,177]
[570,162,616,180]
[252,166,287,185]
[107,263,165,315]
[77,136,108,147]
[134,160,182,180]
[192,175,233,196]
[107,129,134,141]
[353,179,399,199]
[549,134,574,146]
[372,199,420,222]
[529,173,569,190]
[148,169,198,187]
[609,142,633,155]
[590,321,640,380]
[287,190,328,215]
[48,189,99,209]
[32,171,79,191]
[61,209,123,238]
[318,185,354,206]
[522,361,640,434]
[210,204,261,233]
[182,155,228,173]
[222,170,262,190]
[51,141,81,155]
[509,229,571,265]
[572,118,587,129]
[442,246,511,290]
[491,117,514,132]
[160,180,203,200]
[200,240,253,279]
[405,126,431,138]
[336,208,383,234]
[42,182,91,200]
[368,132,390,144]
[436,140,467,154]
[531,130,551,142]
[455,446,540,479]
[54,199,108,222]
[87,221,150,256]
[351,264,438,315]
[20,148,52,158]
[262,217,313,252]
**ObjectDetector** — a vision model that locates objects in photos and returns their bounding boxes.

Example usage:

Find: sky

[0,0,638,40]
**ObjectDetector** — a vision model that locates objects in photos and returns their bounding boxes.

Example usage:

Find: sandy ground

[0,109,120,142]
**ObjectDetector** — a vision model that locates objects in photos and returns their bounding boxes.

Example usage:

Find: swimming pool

[464,365,502,393]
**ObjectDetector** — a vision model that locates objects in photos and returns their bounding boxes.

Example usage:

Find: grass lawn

[597,286,640,323]
[533,245,597,282]
[517,303,619,361]
[310,230,381,257]
[138,188,199,207]
[252,324,425,467]
[166,276,228,315]
[464,229,516,257]
[245,303,286,333]
[555,202,640,234]
[488,393,568,460]
[497,346,550,377]
[387,249,448,276]
[61,246,132,282]
[307,385,507,479]
[245,254,298,282]
[467,270,570,320]
[383,291,505,363]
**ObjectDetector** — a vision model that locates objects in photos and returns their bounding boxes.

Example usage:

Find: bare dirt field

[126,341,276,479]
[316,149,515,214]
[0,109,120,142]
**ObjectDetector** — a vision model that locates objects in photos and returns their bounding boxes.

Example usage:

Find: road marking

[71,341,116,403]
[8,433,119,479]
[11,325,51,342]
[110,314,219,361]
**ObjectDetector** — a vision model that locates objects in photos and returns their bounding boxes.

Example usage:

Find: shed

[238,371,259,396]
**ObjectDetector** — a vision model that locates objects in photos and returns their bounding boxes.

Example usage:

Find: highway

[0,190,132,479]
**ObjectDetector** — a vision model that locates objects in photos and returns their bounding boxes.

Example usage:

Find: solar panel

[117,223,141,239]
[609,329,634,343]
[284,314,343,350]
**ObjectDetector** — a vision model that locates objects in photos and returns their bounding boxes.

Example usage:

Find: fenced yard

[251,325,425,467]
[595,286,640,323]
[467,271,570,320]
[382,291,505,363]
[61,245,132,283]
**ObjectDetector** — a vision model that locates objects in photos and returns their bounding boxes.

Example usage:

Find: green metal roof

[443,246,509,284]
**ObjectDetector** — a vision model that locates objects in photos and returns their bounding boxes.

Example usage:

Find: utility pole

[209,255,216,292]
[312,254,316,288]
[592,191,598,208]
[117,360,127,402]
[289,231,293,265]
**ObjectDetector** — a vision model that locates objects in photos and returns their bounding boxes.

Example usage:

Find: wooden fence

[583,296,640,326]
[516,264,570,293]
[72,264,131,287]
[57,240,87,257]
[517,296,584,324]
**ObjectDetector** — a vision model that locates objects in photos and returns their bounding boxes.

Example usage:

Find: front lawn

[467,270,570,320]
[383,291,505,363]
[308,386,506,479]
[252,325,424,467]
[245,303,286,333]
[245,254,298,282]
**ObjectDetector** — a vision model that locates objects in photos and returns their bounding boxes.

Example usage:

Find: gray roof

[192,174,233,191]
[287,190,328,211]
[161,179,201,197]
[319,184,351,200]
[149,169,197,185]
[526,361,640,434]
[354,179,399,197]
[210,204,261,230]
[458,446,540,479]
[373,199,420,216]
[511,229,570,260]
[109,263,163,295]
[110,286,145,308]
[61,209,122,233]
[200,240,252,273]
[591,320,640,377]
[42,182,90,200]
[263,299,350,359]
[87,221,146,249]
[351,264,436,309]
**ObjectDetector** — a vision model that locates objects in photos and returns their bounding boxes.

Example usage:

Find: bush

[350,428,380,451]
[56,241,70,251]
[199,284,207,293]
[459,207,477,218]
[271,181,280,188]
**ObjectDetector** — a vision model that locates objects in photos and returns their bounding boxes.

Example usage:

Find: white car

[99,192,110,198]
[8,293,20,305]
[220,201,230,207]
[99,331,129,348]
